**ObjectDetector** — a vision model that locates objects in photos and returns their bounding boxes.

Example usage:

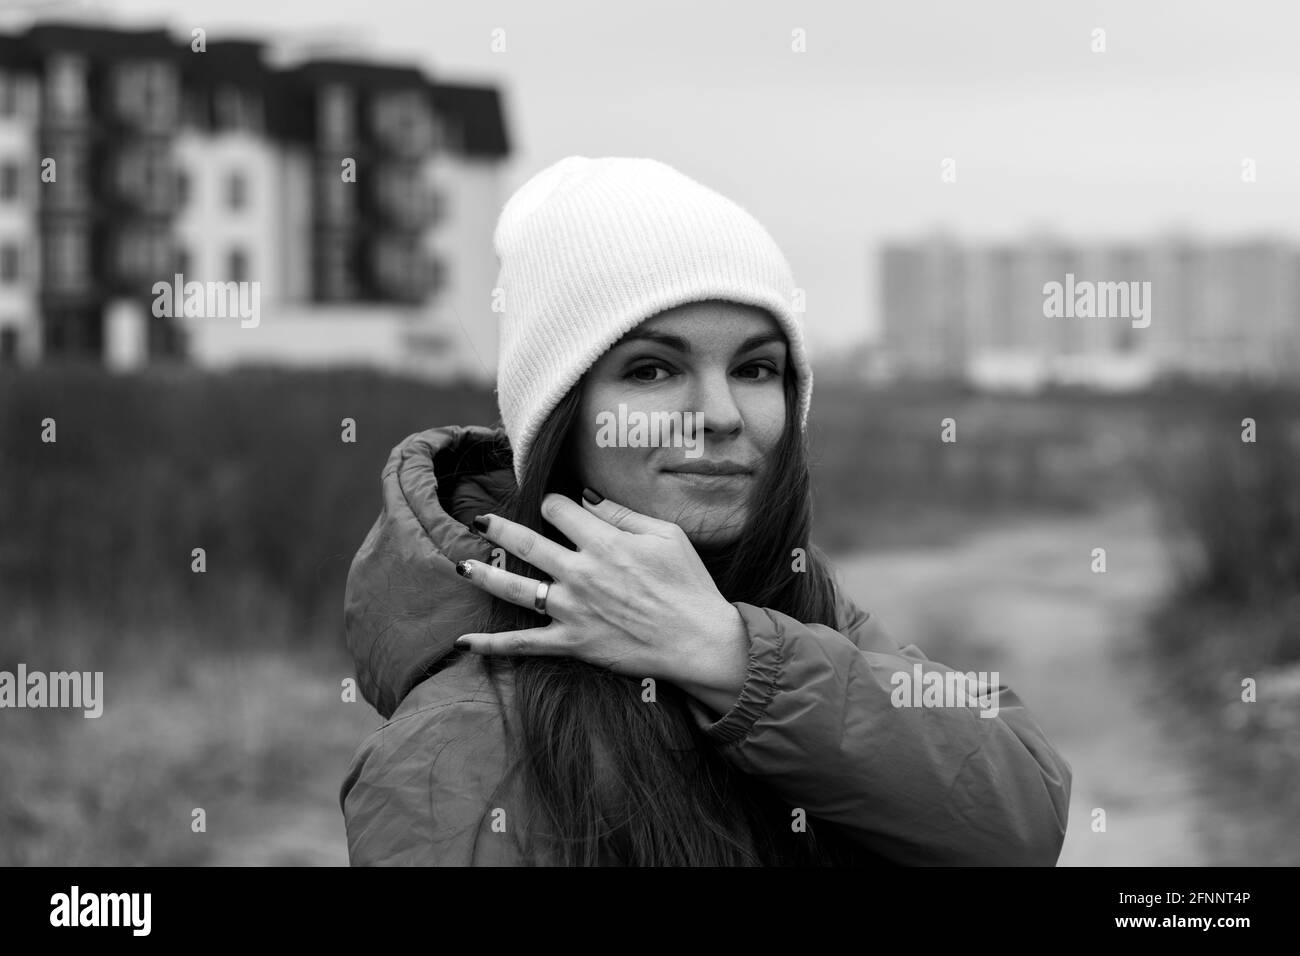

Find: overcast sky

[11,0,1300,355]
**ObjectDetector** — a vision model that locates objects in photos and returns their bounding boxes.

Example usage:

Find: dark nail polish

[472,515,490,534]
[582,487,604,506]
[453,637,470,650]
[455,560,473,579]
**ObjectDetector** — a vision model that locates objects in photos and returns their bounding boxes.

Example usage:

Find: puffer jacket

[339,425,1072,866]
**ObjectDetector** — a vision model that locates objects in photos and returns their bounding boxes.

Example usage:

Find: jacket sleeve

[685,593,1072,866]
[340,699,512,866]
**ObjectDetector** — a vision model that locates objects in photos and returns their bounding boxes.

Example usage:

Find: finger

[537,492,624,551]
[454,625,572,657]
[455,559,566,618]
[471,512,575,577]
[576,487,669,535]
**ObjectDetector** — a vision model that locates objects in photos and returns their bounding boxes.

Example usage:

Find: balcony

[366,235,435,303]
[107,225,174,291]
[367,90,437,158]
[41,54,90,130]
[109,60,180,133]
[108,143,180,215]
[366,164,438,231]
[37,133,93,213]
[40,224,94,299]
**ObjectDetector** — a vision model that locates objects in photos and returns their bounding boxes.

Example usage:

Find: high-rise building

[880,233,1300,390]
[0,22,510,382]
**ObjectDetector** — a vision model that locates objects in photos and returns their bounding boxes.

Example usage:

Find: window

[374,164,422,221]
[114,227,143,280]
[0,326,17,364]
[0,73,14,117]
[215,85,261,132]
[0,162,18,201]
[181,88,208,130]
[46,226,89,290]
[0,244,19,283]
[150,232,174,277]
[121,61,178,128]
[370,89,434,156]
[117,227,172,281]
[48,55,87,119]
[227,171,247,210]
[111,144,172,210]
[371,237,432,301]
[48,141,90,208]
[43,306,101,358]
[228,248,248,282]
[320,85,354,147]
[141,149,174,211]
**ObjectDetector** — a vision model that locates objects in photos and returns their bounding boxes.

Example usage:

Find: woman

[340,156,1071,866]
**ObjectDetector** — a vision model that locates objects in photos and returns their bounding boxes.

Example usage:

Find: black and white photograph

[0,0,1295,921]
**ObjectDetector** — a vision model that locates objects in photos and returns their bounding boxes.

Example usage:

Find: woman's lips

[661,460,754,476]
[662,470,753,490]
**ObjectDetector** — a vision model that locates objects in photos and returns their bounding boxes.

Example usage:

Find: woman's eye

[627,364,671,382]
[736,362,779,381]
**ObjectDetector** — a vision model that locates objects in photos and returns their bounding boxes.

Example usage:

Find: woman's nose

[691,372,743,437]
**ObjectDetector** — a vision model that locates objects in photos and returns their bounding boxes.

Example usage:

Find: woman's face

[573,300,789,548]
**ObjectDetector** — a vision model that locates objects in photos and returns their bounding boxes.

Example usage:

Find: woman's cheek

[579,438,655,505]
[578,438,622,494]
[748,385,787,452]
[572,414,612,491]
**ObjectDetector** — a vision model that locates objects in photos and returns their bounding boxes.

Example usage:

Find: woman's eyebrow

[734,331,787,355]
[615,329,787,355]
[616,330,691,352]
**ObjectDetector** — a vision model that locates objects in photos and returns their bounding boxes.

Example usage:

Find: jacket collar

[344,425,514,719]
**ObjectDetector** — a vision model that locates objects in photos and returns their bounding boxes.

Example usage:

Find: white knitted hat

[492,155,813,483]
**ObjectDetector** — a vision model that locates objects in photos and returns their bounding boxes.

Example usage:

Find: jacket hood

[345,425,515,719]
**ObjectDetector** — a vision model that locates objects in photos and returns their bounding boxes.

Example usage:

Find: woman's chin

[621,484,751,548]
[680,516,748,551]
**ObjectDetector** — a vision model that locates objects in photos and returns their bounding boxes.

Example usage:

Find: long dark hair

[474,363,869,865]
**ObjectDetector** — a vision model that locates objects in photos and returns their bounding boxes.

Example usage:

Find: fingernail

[581,487,603,506]
[471,515,490,535]
[455,560,473,579]
[453,637,470,650]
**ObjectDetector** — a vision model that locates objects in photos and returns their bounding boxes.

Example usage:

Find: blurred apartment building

[0,22,509,382]
[880,234,1300,390]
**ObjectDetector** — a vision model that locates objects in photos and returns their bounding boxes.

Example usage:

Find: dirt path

[833,499,1215,866]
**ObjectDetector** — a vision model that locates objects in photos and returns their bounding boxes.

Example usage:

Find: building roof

[22,22,180,59]
[182,39,273,86]
[430,82,509,158]
[0,33,41,71]
[0,22,510,159]
[285,59,430,91]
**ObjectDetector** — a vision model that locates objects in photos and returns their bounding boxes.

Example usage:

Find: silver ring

[534,581,550,615]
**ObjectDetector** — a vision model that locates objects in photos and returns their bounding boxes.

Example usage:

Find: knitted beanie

[492,155,813,484]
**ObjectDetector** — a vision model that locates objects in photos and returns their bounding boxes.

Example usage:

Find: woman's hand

[452,489,750,716]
